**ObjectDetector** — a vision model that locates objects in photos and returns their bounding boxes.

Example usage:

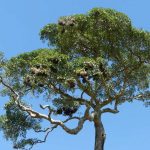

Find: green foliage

[3,7,150,112]
[5,8,149,98]
[0,100,41,149]
[40,8,132,58]
[13,138,40,150]
[4,49,69,95]
[0,8,150,149]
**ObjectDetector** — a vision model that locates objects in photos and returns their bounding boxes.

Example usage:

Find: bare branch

[49,83,92,107]
[100,74,127,109]
[81,91,84,99]
[19,87,32,97]
[133,93,150,100]
[39,104,55,117]
[29,127,56,150]
[32,113,84,148]
[74,79,98,108]
[17,102,50,120]
[18,102,87,135]
[121,93,150,102]
[76,78,96,99]
[0,76,19,99]
[101,108,119,114]
[34,127,50,133]
[48,107,90,135]
[35,125,58,143]
[0,76,90,137]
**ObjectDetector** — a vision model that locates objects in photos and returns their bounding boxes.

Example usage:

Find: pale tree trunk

[94,116,106,150]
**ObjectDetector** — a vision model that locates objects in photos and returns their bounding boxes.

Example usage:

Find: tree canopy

[0,8,150,150]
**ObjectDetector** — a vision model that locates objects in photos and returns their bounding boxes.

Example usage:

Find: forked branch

[0,76,90,136]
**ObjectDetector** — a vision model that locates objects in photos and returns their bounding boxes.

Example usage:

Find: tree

[0,8,150,150]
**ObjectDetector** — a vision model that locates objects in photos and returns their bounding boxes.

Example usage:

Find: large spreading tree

[0,8,150,150]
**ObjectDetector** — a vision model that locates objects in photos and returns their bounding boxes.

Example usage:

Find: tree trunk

[94,116,106,150]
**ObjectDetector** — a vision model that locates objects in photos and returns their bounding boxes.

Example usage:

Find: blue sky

[0,0,150,150]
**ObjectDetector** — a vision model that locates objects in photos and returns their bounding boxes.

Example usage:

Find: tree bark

[94,116,106,150]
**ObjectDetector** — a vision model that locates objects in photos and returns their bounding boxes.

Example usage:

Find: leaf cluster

[0,100,41,149]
